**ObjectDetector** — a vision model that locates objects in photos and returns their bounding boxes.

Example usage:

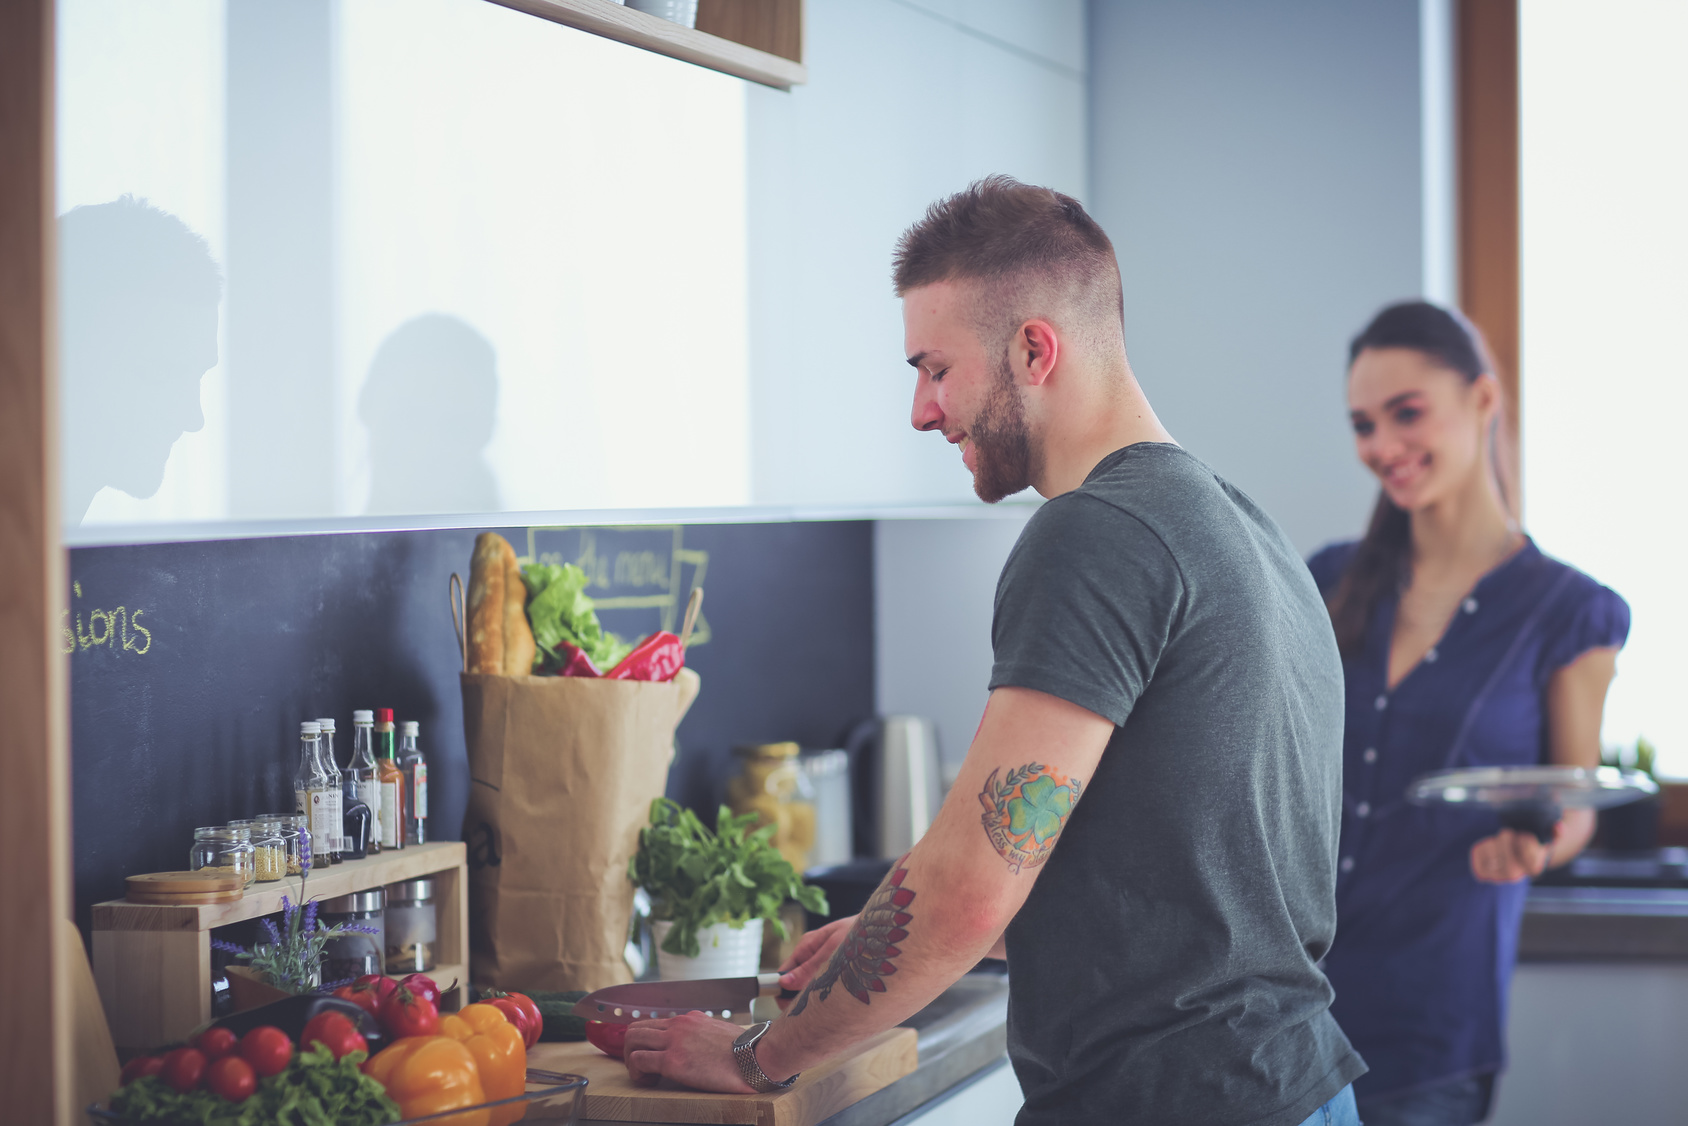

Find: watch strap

[732,1021,798,1093]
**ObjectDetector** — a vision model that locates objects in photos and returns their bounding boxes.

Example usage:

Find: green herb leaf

[628,798,830,957]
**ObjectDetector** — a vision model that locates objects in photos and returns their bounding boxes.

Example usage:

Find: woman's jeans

[1355,1074,1495,1126]
[1295,1084,1360,1126]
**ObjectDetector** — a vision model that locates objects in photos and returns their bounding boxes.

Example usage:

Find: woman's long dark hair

[1327,301,1497,656]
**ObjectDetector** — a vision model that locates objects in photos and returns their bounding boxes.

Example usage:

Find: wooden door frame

[0,0,73,1121]
[1457,0,1521,514]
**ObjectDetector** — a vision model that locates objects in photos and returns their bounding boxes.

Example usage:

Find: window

[1521,0,1688,773]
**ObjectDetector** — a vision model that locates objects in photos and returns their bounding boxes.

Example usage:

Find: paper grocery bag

[461,668,700,992]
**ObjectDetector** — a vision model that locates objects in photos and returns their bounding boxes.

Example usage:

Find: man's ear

[1016,320,1060,386]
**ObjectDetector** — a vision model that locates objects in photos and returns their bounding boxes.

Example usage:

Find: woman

[1308,302,1628,1126]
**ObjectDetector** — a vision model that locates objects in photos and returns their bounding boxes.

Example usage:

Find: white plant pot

[652,918,763,981]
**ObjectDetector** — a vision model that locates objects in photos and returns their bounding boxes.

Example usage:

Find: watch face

[733,1020,769,1048]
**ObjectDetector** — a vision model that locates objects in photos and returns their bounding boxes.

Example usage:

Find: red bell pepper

[555,643,603,678]
[604,631,685,682]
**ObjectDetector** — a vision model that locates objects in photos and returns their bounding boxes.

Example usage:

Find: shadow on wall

[361,314,501,516]
[59,196,223,527]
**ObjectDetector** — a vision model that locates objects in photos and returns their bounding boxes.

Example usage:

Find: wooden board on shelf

[528,1026,916,1125]
[485,0,806,89]
[92,841,466,931]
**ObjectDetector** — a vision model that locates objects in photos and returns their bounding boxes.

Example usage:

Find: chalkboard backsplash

[69,521,874,939]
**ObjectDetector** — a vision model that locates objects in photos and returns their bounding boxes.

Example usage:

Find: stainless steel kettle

[844,715,944,858]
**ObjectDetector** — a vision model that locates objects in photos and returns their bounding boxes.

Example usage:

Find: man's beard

[968,351,1036,503]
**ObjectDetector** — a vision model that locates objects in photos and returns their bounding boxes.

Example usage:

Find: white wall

[1087,0,1426,556]
[744,0,1088,509]
[876,511,1035,777]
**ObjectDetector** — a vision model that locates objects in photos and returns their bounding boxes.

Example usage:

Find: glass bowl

[90,1068,586,1125]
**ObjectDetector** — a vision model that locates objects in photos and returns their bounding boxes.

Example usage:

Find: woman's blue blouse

[1306,538,1629,1101]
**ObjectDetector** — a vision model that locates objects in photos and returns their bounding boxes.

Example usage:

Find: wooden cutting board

[126,870,245,904]
[528,1026,917,1125]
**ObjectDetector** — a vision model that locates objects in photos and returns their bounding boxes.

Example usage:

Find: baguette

[467,533,511,674]
[503,549,536,675]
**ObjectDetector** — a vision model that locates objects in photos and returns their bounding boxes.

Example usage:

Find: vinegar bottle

[399,721,428,846]
[315,718,343,864]
[348,710,381,854]
[375,708,405,851]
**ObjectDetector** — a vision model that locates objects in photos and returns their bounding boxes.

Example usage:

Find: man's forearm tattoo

[979,763,1083,873]
[787,856,915,1016]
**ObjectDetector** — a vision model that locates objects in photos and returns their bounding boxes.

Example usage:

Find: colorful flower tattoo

[978,763,1083,873]
[788,856,915,1015]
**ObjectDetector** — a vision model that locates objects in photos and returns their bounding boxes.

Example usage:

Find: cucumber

[528,989,590,1041]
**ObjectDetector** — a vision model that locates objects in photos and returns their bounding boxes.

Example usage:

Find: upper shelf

[486,0,806,89]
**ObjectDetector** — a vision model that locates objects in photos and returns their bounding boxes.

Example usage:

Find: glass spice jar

[246,817,288,882]
[384,878,436,974]
[261,813,308,876]
[727,742,817,871]
[320,889,386,981]
[190,826,255,888]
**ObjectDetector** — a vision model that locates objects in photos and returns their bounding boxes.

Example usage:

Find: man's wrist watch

[732,1021,798,1093]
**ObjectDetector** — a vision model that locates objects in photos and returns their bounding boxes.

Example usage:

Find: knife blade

[570,972,799,1024]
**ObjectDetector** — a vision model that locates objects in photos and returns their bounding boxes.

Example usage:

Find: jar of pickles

[247,817,288,882]
[190,826,255,888]
[726,742,817,871]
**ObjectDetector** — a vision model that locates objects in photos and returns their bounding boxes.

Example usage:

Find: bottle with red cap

[375,707,406,850]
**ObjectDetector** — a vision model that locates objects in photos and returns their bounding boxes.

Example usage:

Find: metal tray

[1408,765,1657,810]
[90,1068,586,1125]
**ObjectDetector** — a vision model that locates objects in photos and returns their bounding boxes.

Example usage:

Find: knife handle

[755,972,801,1002]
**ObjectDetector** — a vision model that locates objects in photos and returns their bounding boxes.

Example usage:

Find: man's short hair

[892,175,1123,350]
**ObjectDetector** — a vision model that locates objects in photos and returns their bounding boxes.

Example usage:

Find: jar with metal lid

[727,741,817,871]
[246,817,289,882]
[384,878,436,973]
[320,888,385,982]
[190,826,255,888]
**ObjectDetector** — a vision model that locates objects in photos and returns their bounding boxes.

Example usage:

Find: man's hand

[776,915,855,1008]
[623,1011,757,1093]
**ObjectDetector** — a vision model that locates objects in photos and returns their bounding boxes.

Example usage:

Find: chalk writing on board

[525,526,711,646]
[65,579,152,656]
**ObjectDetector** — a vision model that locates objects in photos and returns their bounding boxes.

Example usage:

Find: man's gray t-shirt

[991,443,1365,1125]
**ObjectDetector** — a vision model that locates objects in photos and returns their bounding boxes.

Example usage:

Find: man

[623,177,1366,1124]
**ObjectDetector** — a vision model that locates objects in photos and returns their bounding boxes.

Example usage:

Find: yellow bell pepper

[362,1035,488,1126]
[440,1004,528,1126]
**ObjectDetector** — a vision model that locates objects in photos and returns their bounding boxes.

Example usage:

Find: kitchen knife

[571,973,799,1024]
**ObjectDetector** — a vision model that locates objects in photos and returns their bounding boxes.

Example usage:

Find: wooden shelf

[485,0,806,89]
[92,841,465,932]
[92,842,470,1054]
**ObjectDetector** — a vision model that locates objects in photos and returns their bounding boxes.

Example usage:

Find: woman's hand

[1470,827,1554,883]
[1470,806,1596,884]
[775,915,855,1008]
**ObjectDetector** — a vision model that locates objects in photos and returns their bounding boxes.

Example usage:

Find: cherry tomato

[204,1055,257,1102]
[238,1025,294,1078]
[160,1047,208,1093]
[119,1055,165,1086]
[379,987,441,1039]
[334,982,384,1019]
[398,973,440,1008]
[355,973,399,1006]
[585,1020,628,1060]
[300,1010,368,1060]
[192,1026,239,1061]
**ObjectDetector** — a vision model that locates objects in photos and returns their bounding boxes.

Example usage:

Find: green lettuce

[108,1044,399,1125]
[521,562,633,673]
